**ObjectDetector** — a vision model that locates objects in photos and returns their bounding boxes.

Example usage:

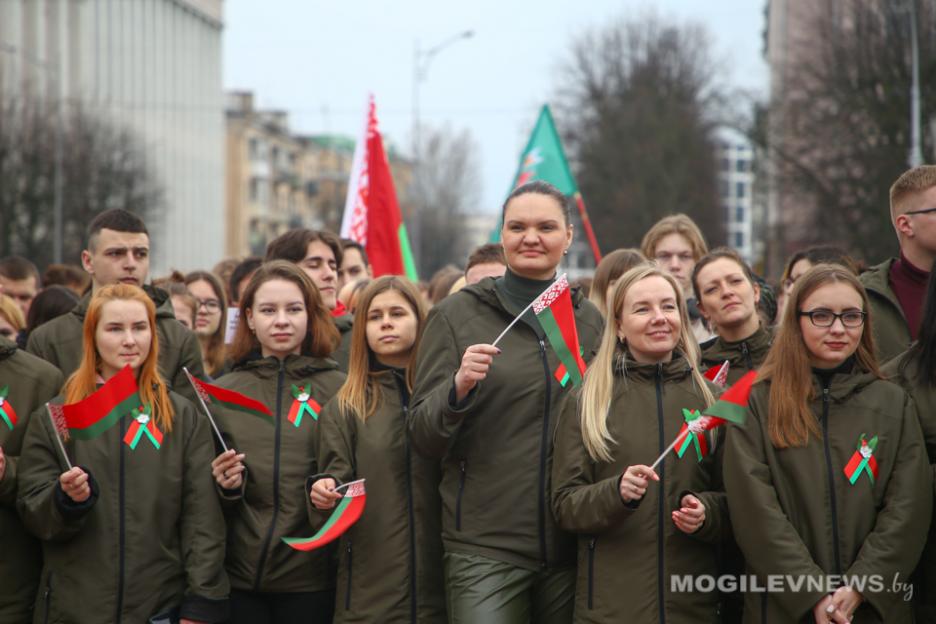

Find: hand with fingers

[310,477,343,510]
[59,467,91,503]
[813,593,853,624]
[672,494,706,534]
[454,344,501,403]
[829,585,862,622]
[619,464,659,503]
[211,448,246,490]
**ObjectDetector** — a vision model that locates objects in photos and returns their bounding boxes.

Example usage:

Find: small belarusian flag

[534,275,587,388]
[0,385,18,430]
[283,479,367,552]
[122,404,163,450]
[704,360,730,387]
[288,382,320,427]
[63,365,141,440]
[190,376,273,425]
[844,434,879,485]
[675,409,709,462]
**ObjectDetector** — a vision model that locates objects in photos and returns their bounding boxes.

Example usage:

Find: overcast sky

[223,0,768,214]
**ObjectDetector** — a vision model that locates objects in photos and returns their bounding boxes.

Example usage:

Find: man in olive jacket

[860,166,936,362]
[26,209,205,400]
[0,336,63,622]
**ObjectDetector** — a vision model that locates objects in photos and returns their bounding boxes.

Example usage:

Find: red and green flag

[283,479,367,552]
[700,369,756,428]
[490,105,601,263]
[534,274,587,388]
[122,404,163,450]
[340,95,418,281]
[844,434,879,485]
[675,409,709,462]
[0,385,18,430]
[704,360,730,387]
[63,365,141,440]
[191,376,273,425]
[288,383,321,427]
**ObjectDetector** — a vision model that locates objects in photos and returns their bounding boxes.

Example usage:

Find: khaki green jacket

[860,260,913,362]
[882,351,936,621]
[700,325,772,386]
[213,353,346,593]
[26,286,206,403]
[724,371,931,623]
[552,353,724,624]
[409,278,603,570]
[17,392,229,624]
[332,314,353,372]
[0,338,63,622]
[314,368,445,623]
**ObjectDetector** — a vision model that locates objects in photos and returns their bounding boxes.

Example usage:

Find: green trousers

[444,551,574,624]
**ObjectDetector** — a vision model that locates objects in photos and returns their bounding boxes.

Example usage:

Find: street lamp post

[410,29,474,271]
[907,0,924,167]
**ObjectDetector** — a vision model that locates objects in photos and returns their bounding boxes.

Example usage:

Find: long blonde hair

[63,284,174,436]
[579,264,714,462]
[336,276,426,421]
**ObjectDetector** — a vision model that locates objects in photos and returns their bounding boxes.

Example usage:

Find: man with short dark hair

[229,256,263,306]
[861,165,936,360]
[464,243,507,285]
[0,256,40,318]
[27,209,206,398]
[266,229,352,369]
[338,239,372,289]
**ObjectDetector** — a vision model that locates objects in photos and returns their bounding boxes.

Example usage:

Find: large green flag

[491,105,579,242]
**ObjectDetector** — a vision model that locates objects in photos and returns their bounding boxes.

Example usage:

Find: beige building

[225,91,415,258]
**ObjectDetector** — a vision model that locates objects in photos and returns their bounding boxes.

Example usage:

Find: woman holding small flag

[724,264,931,623]
[207,261,346,624]
[310,276,446,622]
[410,181,603,622]
[551,264,724,623]
[16,283,229,624]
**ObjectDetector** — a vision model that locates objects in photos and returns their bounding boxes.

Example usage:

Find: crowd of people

[1,164,936,624]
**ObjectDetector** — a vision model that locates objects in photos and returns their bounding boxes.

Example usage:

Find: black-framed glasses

[798,309,866,328]
[905,207,936,216]
[196,299,221,312]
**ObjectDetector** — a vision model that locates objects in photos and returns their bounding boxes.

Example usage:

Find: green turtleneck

[494,267,555,338]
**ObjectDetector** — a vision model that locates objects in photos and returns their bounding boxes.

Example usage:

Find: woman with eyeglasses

[724,264,931,623]
[185,271,230,379]
[776,247,859,326]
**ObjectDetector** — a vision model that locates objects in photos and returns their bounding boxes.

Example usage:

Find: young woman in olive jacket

[409,181,604,622]
[882,257,936,622]
[17,283,229,624]
[209,261,345,624]
[311,276,445,623]
[724,264,931,623]
[552,264,724,624]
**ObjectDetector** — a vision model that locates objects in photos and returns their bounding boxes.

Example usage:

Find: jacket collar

[461,275,588,315]
[0,335,16,361]
[232,351,339,377]
[614,348,693,383]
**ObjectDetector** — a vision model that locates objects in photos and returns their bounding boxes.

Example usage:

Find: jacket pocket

[587,538,596,610]
[344,539,353,610]
[455,459,467,531]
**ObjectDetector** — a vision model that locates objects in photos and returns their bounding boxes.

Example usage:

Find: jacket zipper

[42,574,53,624]
[344,539,353,610]
[116,418,126,623]
[536,338,552,568]
[587,538,596,610]
[820,387,843,574]
[398,375,419,624]
[655,364,666,624]
[253,359,286,590]
[456,459,466,531]
[741,341,752,370]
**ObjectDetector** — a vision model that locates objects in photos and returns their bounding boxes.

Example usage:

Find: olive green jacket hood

[700,324,772,385]
[724,370,931,623]
[860,259,913,362]
[213,353,346,593]
[0,337,63,622]
[409,276,604,570]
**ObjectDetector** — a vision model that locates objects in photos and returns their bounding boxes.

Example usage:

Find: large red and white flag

[340,96,418,280]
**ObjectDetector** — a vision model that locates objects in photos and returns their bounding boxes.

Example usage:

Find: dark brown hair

[465,243,506,273]
[501,180,571,225]
[589,248,647,316]
[265,229,343,267]
[691,247,757,302]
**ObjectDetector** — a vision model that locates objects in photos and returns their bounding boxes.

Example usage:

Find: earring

[563,249,569,255]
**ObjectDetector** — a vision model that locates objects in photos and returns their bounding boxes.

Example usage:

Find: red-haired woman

[724,265,931,623]
[17,283,229,624]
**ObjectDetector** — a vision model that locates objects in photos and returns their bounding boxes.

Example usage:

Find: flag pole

[183,367,229,452]
[574,192,602,264]
[333,478,366,493]
[46,404,73,470]
[491,273,565,348]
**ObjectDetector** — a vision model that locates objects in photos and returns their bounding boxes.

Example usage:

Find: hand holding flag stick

[284,479,367,552]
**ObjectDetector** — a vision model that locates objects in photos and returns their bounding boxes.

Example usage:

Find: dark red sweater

[888,251,930,339]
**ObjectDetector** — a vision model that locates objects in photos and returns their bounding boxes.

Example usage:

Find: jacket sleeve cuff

[447,376,480,414]
[180,594,230,623]
[215,467,247,501]
[53,467,99,519]
[617,474,641,510]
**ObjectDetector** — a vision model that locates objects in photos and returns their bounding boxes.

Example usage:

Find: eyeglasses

[905,207,936,216]
[197,299,221,312]
[798,309,866,328]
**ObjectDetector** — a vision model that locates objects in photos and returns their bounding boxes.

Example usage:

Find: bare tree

[554,12,728,251]
[411,124,482,276]
[0,97,162,267]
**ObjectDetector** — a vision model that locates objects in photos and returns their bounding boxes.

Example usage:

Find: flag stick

[333,478,366,493]
[183,367,228,452]
[491,274,564,348]
[46,404,72,470]
[574,192,602,264]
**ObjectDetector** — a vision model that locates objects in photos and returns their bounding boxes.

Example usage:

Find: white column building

[0,0,224,274]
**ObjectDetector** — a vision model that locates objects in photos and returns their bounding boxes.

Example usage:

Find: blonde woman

[552,264,723,623]
[311,276,445,623]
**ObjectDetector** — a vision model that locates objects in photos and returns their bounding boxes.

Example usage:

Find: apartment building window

[735,182,746,198]
[721,157,730,172]
[249,177,269,204]
[736,159,749,173]
[735,205,745,223]
[720,180,730,198]
[734,232,744,248]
